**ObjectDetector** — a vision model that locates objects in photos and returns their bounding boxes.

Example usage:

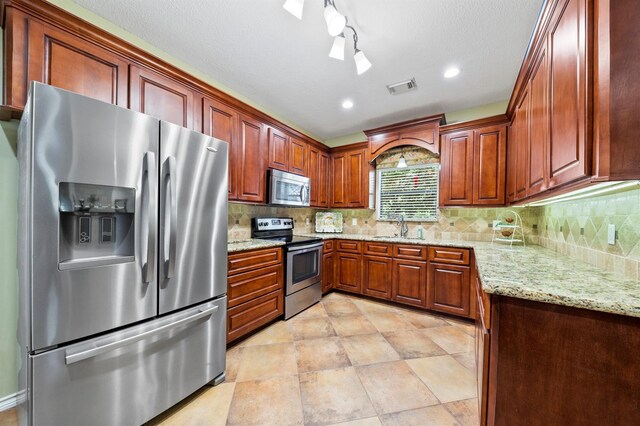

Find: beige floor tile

[443,398,479,426]
[445,318,476,337]
[147,382,236,426]
[289,302,328,321]
[382,329,447,359]
[299,367,376,425]
[365,311,417,333]
[235,342,298,382]
[451,351,476,372]
[398,310,451,329]
[352,298,398,315]
[240,320,293,347]
[379,405,459,426]
[227,376,304,426]
[330,314,379,337]
[225,345,242,383]
[323,298,362,316]
[289,317,337,340]
[422,325,474,354]
[295,337,352,373]
[407,355,477,403]
[356,361,439,415]
[0,409,17,426]
[328,417,383,426]
[341,333,401,366]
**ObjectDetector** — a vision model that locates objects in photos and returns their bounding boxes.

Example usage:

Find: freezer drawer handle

[162,156,178,278]
[142,152,157,283]
[64,305,218,365]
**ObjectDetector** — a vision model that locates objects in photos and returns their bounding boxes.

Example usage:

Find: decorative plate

[315,212,343,233]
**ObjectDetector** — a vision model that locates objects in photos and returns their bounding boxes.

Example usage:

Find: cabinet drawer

[228,264,283,308]
[227,290,284,343]
[228,247,282,275]
[364,242,393,257]
[323,240,334,253]
[336,240,362,253]
[428,246,470,265]
[393,244,427,260]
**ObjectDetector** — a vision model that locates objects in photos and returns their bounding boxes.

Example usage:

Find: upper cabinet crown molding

[364,114,446,159]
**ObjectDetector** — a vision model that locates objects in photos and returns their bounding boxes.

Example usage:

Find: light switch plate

[352,218,358,226]
[305,218,310,225]
[608,224,616,245]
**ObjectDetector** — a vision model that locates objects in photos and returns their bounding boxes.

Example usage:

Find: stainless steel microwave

[268,169,311,207]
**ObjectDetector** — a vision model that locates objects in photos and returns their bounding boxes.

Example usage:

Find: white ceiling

[71,0,543,141]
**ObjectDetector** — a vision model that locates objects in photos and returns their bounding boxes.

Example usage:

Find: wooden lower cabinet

[391,259,427,307]
[427,263,471,317]
[362,255,392,299]
[322,252,334,293]
[475,276,491,426]
[227,247,284,343]
[335,252,362,293]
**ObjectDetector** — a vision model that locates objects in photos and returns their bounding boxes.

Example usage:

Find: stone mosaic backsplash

[228,203,316,241]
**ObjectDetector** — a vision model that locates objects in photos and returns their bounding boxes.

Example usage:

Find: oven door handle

[288,242,323,252]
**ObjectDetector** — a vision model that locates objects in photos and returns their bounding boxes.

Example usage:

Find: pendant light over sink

[283,0,372,75]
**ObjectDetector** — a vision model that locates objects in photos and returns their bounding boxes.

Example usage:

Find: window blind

[376,164,439,221]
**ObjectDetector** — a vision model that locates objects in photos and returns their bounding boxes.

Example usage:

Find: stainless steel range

[251,218,322,319]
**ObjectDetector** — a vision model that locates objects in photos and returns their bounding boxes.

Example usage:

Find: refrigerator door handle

[64,305,219,365]
[142,152,157,283]
[162,156,177,278]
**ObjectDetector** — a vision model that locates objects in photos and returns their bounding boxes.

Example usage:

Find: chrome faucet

[396,214,409,238]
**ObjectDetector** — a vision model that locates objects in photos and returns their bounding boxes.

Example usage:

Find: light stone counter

[297,233,640,318]
[227,239,285,253]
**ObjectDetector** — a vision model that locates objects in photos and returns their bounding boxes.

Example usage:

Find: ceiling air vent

[387,78,417,95]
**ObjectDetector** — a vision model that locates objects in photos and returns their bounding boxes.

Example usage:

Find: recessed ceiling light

[342,100,354,109]
[444,67,460,78]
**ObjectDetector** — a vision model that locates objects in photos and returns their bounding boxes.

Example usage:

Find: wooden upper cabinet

[309,146,329,207]
[473,126,507,205]
[267,127,289,172]
[289,137,308,176]
[237,114,267,202]
[514,90,530,201]
[202,97,239,199]
[318,151,330,208]
[506,125,517,204]
[330,152,348,207]
[365,114,445,159]
[548,0,590,188]
[528,44,549,196]
[347,148,367,207]
[130,65,194,128]
[8,13,129,108]
[440,131,474,206]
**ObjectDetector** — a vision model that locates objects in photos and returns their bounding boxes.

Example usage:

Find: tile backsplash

[228,203,316,241]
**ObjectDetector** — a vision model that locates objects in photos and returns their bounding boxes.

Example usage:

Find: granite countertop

[227,233,640,318]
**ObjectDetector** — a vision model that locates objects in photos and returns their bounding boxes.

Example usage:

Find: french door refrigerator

[17,82,228,426]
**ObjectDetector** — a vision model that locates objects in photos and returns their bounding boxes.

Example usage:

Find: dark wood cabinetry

[267,127,289,171]
[202,97,239,199]
[237,114,267,202]
[392,259,427,307]
[364,114,445,159]
[527,45,549,196]
[475,274,491,426]
[330,143,368,208]
[427,263,471,317]
[227,247,284,343]
[289,137,308,176]
[363,255,393,299]
[440,119,507,207]
[130,65,194,128]
[322,240,334,294]
[513,91,529,201]
[308,146,330,208]
[335,252,362,294]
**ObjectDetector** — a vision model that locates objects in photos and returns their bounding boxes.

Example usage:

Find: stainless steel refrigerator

[17,83,228,426]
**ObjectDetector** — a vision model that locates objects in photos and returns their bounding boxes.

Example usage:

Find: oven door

[269,169,310,207]
[286,243,323,295]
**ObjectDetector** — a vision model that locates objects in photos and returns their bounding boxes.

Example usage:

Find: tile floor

[0,292,479,426]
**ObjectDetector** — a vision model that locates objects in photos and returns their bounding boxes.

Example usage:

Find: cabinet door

[514,90,530,201]
[363,255,392,300]
[427,263,471,317]
[237,114,267,202]
[392,259,427,307]
[335,253,362,293]
[322,252,334,293]
[347,149,367,207]
[289,137,308,176]
[473,126,507,205]
[318,151,330,207]
[548,0,589,188]
[308,146,320,206]
[528,45,549,196]
[130,65,194,128]
[440,131,474,206]
[475,280,491,425]
[25,18,128,107]
[506,125,517,203]
[202,97,239,199]
[331,153,348,207]
[267,127,288,171]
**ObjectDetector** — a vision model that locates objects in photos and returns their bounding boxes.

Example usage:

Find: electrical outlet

[493,220,501,229]
[305,218,310,225]
[352,218,358,226]
[608,224,616,245]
